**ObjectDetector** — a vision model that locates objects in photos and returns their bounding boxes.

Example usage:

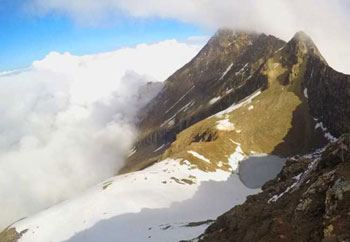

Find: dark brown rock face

[305,58,350,137]
[191,134,350,242]
[281,31,350,138]
[123,30,286,172]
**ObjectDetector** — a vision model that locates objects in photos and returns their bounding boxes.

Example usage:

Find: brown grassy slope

[123,32,328,174]
[0,228,27,242]
[122,30,286,173]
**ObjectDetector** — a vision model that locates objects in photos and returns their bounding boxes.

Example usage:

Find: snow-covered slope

[8,147,260,242]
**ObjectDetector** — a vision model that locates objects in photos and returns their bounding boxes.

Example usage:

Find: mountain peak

[292,31,313,42]
[209,28,258,48]
[288,31,327,63]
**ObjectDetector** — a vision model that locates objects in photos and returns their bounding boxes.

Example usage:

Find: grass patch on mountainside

[0,228,27,242]
[157,50,325,171]
[123,41,327,174]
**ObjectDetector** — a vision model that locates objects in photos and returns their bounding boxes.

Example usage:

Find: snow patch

[214,90,261,118]
[161,101,195,127]
[276,46,285,53]
[128,147,137,157]
[219,63,234,80]
[315,122,337,142]
[154,144,166,153]
[225,88,233,95]
[187,151,211,163]
[161,113,177,127]
[248,105,254,111]
[235,63,249,75]
[216,119,235,131]
[228,144,246,172]
[209,96,221,105]
[268,173,303,203]
[304,88,308,98]
[165,85,195,114]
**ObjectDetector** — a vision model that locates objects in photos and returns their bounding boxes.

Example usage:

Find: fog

[0,40,201,228]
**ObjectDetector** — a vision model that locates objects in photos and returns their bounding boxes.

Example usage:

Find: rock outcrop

[189,134,350,242]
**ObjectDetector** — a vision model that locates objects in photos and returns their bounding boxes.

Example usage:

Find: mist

[0,40,202,228]
[25,0,350,74]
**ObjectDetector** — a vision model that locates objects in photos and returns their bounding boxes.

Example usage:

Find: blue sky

[1,0,349,73]
[0,1,208,72]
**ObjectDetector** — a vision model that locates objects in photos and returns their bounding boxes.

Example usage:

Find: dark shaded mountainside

[123,29,350,174]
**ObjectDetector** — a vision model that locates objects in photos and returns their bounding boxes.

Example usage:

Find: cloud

[0,39,202,228]
[24,0,350,73]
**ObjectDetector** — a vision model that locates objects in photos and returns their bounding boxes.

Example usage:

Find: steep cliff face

[192,134,350,242]
[305,57,350,137]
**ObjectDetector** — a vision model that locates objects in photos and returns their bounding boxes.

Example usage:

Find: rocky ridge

[190,134,350,242]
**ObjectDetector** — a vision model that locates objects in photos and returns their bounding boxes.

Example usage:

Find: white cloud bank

[25,0,350,73]
[0,40,202,228]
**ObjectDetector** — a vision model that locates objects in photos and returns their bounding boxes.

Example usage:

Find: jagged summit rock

[288,30,327,63]
[292,30,313,42]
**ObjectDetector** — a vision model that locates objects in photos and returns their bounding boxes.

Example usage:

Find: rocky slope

[124,29,350,174]
[190,134,350,242]
[123,29,287,172]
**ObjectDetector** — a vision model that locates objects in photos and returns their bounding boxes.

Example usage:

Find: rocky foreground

[188,134,350,242]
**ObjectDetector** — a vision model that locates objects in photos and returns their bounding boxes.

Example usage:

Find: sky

[1,0,350,73]
[0,0,350,229]
[0,0,207,72]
